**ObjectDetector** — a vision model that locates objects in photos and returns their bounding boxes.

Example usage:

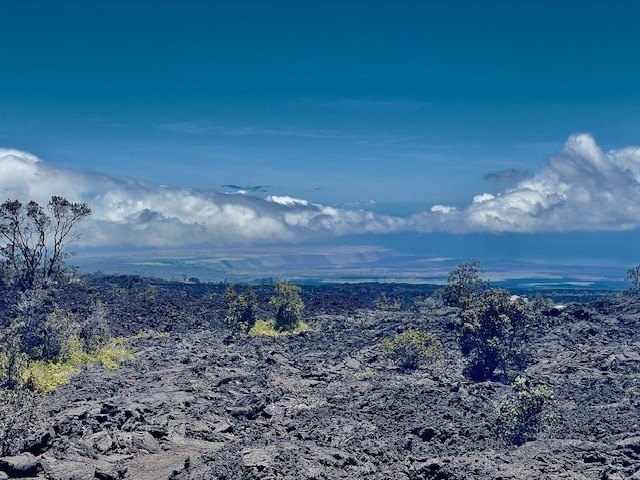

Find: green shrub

[382,329,442,371]
[5,289,78,363]
[497,376,554,445]
[20,307,79,362]
[441,259,487,307]
[0,291,121,391]
[269,282,305,331]
[223,284,237,305]
[80,300,111,352]
[530,294,553,313]
[458,288,532,381]
[224,285,258,332]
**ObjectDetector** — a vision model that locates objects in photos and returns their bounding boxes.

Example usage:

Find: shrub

[224,285,258,332]
[530,294,553,313]
[23,307,79,362]
[249,319,310,337]
[0,290,122,391]
[223,284,237,304]
[0,387,40,456]
[413,293,445,311]
[441,259,487,307]
[4,289,76,363]
[458,288,533,381]
[382,329,442,371]
[375,292,403,311]
[80,300,111,353]
[23,339,134,393]
[269,282,305,331]
[497,376,553,445]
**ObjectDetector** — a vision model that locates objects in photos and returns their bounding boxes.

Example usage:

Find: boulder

[0,452,40,477]
[92,431,114,453]
[131,431,161,453]
[242,448,272,468]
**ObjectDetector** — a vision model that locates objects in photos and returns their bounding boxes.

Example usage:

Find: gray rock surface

[2,282,639,479]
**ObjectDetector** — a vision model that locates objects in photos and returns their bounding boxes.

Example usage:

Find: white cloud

[0,149,407,247]
[265,195,310,207]
[430,204,457,214]
[464,134,640,233]
[2,133,640,247]
[472,193,495,204]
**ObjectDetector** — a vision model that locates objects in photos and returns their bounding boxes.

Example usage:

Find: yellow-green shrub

[249,319,310,337]
[382,329,442,371]
[496,376,554,445]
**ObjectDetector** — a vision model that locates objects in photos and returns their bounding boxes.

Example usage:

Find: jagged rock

[92,431,113,453]
[0,453,40,477]
[617,436,640,453]
[131,431,160,453]
[411,426,437,442]
[39,458,95,480]
[1,281,638,479]
[211,418,234,433]
[242,447,273,468]
[94,462,124,480]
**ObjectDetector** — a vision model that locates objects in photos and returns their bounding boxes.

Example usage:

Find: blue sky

[2,1,640,271]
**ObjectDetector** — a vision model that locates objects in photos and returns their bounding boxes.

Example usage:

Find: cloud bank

[1,133,640,247]
[0,148,409,247]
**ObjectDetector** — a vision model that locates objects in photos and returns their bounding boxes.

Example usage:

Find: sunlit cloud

[2,134,640,247]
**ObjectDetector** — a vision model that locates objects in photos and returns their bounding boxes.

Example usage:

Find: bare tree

[0,196,90,290]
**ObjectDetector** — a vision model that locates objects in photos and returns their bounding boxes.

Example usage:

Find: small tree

[224,285,258,332]
[441,259,487,307]
[458,288,532,381]
[382,329,442,371]
[626,265,640,293]
[497,376,554,446]
[269,282,305,331]
[0,196,90,290]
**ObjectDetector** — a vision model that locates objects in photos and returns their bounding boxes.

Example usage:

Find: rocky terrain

[1,279,639,479]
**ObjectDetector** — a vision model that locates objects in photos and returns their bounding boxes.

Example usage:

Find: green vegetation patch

[249,319,311,337]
